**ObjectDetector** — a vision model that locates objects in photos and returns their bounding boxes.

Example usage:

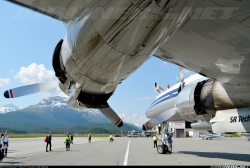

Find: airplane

[142,66,250,133]
[199,133,223,140]
[142,72,213,131]
[3,0,250,133]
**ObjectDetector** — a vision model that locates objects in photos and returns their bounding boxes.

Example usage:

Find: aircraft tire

[157,145,166,154]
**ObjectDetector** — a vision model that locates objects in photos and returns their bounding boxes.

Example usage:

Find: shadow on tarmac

[179,151,250,162]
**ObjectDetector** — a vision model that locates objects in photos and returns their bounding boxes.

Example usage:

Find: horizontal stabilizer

[99,105,123,127]
[4,81,58,98]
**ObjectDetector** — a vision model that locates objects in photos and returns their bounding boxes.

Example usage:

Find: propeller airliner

[3,0,250,133]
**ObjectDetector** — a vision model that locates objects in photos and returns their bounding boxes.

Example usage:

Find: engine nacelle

[52,39,67,84]
[210,108,250,133]
[190,120,212,131]
[176,76,250,131]
[175,78,209,122]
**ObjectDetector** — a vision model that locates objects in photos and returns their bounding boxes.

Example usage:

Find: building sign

[169,121,185,129]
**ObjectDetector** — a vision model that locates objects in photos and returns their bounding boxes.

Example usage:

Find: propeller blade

[180,67,184,83]
[179,67,185,91]
[99,105,123,127]
[4,81,58,98]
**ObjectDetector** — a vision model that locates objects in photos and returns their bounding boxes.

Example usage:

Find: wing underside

[155,0,250,86]
[5,0,89,22]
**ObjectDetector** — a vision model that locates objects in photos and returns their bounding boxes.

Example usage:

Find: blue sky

[0,1,192,127]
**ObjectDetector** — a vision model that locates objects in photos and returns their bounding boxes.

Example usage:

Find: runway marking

[123,138,130,166]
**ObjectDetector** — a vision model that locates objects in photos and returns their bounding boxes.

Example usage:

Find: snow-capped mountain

[34,96,101,114]
[0,96,142,133]
[0,103,21,113]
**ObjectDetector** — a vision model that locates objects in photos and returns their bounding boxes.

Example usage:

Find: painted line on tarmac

[123,138,130,166]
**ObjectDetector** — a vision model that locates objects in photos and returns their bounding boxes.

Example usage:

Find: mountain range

[0,103,20,113]
[0,96,142,134]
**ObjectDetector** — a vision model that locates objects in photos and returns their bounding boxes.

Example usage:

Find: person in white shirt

[1,131,9,158]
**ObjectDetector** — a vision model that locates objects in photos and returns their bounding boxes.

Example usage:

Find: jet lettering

[230,115,250,123]
[238,115,250,122]
[230,116,237,123]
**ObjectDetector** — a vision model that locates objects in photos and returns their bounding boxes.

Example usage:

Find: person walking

[88,133,91,143]
[0,131,4,153]
[64,133,71,151]
[46,132,52,152]
[1,131,9,158]
[109,134,113,142]
[71,134,74,144]
[0,130,5,160]
[153,134,158,148]
[167,132,173,153]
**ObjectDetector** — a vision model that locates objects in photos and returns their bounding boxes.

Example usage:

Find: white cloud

[14,63,65,97]
[0,78,10,87]
[15,63,56,84]
[10,69,15,73]
[42,87,68,98]
[121,113,149,128]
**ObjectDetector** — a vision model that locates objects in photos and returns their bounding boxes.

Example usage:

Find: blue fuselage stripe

[149,88,179,109]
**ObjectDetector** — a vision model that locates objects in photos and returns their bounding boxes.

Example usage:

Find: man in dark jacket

[46,132,52,152]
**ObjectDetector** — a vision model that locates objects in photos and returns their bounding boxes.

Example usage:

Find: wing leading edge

[5,0,87,22]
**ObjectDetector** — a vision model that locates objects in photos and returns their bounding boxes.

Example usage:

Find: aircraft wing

[5,0,87,22]
[154,0,250,86]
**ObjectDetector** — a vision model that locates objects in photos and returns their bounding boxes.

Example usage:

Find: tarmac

[0,136,249,166]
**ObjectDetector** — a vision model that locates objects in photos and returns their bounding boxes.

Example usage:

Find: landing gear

[157,144,169,154]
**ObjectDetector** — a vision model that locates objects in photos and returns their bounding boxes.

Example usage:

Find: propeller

[4,81,58,98]
[178,66,185,93]
[4,81,124,128]
[99,105,123,127]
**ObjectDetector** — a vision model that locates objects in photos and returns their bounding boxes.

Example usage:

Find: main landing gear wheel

[157,144,168,154]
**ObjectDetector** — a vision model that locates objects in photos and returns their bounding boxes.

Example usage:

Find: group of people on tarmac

[46,132,114,152]
[0,130,116,162]
[0,130,9,162]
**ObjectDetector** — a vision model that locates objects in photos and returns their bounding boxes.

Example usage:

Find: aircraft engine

[175,78,211,122]
[176,77,250,125]
[190,120,212,131]
[52,39,67,84]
